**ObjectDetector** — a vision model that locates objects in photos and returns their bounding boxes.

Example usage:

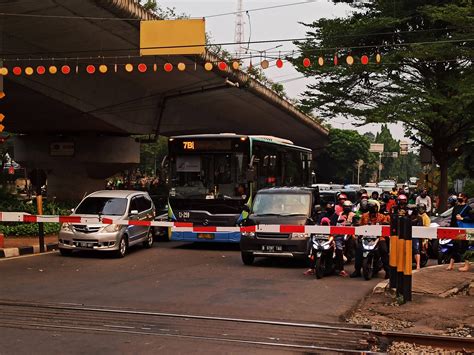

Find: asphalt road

[0,241,380,353]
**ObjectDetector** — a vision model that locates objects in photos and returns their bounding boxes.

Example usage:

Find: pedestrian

[446,193,472,271]
[416,189,432,214]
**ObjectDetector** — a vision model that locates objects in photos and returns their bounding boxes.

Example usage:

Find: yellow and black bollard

[396,216,405,298]
[389,213,399,289]
[402,216,412,302]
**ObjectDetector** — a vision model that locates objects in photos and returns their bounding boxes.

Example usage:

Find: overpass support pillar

[13,135,140,201]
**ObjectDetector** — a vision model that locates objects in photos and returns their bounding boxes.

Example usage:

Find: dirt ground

[2,235,58,248]
[347,273,474,337]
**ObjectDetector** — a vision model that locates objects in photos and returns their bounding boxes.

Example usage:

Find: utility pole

[234,0,245,58]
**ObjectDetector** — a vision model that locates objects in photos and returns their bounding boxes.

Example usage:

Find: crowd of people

[304,188,473,277]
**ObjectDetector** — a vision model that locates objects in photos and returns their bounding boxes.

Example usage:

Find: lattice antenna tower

[234,0,245,58]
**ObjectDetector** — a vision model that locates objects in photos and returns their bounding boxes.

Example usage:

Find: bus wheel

[241,252,254,265]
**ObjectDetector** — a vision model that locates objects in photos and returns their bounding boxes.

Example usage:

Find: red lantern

[333,55,338,66]
[218,61,227,71]
[164,63,173,72]
[12,66,22,76]
[138,63,147,73]
[37,66,46,75]
[86,65,96,74]
[303,58,311,67]
[61,65,71,74]
[361,55,369,65]
[276,58,283,68]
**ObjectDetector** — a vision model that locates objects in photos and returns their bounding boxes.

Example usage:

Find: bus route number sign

[183,141,195,150]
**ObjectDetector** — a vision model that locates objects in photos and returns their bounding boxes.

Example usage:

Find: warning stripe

[0,212,472,239]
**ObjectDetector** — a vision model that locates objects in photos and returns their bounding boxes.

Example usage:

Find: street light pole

[378,152,382,182]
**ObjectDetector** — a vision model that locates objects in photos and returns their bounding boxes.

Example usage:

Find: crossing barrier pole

[389,213,399,289]
[402,216,413,302]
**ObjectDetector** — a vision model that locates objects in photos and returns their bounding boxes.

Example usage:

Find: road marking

[0,251,57,262]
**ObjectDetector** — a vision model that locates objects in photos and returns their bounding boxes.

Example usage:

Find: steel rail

[0,300,472,351]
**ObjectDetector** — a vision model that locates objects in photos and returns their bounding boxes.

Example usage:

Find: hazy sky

[156,0,407,140]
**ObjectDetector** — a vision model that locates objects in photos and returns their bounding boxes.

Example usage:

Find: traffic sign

[369,143,384,153]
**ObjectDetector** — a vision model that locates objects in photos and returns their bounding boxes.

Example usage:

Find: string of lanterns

[0,54,382,76]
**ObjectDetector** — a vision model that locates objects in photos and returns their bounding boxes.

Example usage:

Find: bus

[163,133,313,242]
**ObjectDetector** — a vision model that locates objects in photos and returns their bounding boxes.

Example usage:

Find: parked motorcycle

[309,234,336,279]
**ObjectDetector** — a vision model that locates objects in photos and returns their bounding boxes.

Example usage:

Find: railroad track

[0,300,472,353]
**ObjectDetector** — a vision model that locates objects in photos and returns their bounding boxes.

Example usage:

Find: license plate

[262,245,282,252]
[197,233,215,240]
[78,242,93,248]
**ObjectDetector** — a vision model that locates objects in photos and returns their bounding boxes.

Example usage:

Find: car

[58,190,156,257]
[378,179,397,192]
[239,187,320,265]
[364,187,383,198]
[345,184,362,191]
[311,183,331,191]
[365,182,377,188]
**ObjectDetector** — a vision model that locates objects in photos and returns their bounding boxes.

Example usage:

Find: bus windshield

[171,152,247,199]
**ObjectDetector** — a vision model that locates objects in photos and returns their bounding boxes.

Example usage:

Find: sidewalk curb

[0,243,58,258]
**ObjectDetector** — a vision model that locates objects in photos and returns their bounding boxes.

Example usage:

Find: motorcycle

[310,234,336,279]
[360,234,381,280]
[438,238,457,265]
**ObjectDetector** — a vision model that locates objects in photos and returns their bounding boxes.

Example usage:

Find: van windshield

[75,197,128,216]
[252,193,310,216]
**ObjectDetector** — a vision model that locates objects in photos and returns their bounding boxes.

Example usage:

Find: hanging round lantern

[25,67,34,76]
[361,55,369,65]
[333,55,338,66]
[125,63,134,72]
[12,66,22,76]
[164,63,173,72]
[260,59,269,69]
[376,53,381,63]
[204,62,213,71]
[0,67,8,76]
[153,64,157,72]
[232,61,240,70]
[86,65,96,74]
[49,65,58,74]
[346,55,354,66]
[36,66,45,75]
[177,62,186,71]
[302,58,311,67]
[137,63,147,73]
[218,61,227,71]
[99,64,108,74]
[276,58,283,68]
[61,65,71,74]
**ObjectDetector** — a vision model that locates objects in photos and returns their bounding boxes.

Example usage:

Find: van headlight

[101,224,122,233]
[61,223,72,231]
[242,231,255,237]
[291,233,308,240]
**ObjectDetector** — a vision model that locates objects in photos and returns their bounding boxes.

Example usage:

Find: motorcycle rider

[413,203,430,270]
[304,217,332,276]
[351,199,390,279]
[331,200,355,277]
[447,193,473,271]
[335,193,348,215]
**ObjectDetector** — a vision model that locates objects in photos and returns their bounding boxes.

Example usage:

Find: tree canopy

[293,0,473,209]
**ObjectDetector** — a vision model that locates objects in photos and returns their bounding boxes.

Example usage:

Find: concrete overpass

[1,0,328,199]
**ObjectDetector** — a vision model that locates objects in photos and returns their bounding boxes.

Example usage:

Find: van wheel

[115,236,128,258]
[59,248,72,256]
[143,229,154,249]
[241,252,254,265]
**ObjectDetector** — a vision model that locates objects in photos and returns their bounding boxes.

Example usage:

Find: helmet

[338,193,348,201]
[447,195,458,205]
[343,200,353,207]
[417,203,427,214]
[368,199,379,213]
[360,193,369,200]
[397,194,408,203]
[320,217,331,226]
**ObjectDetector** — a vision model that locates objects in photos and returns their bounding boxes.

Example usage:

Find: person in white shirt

[416,189,432,214]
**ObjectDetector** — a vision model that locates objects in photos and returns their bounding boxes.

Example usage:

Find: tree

[316,128,372,183]
[293,0,473,210]
[139,136,168,176]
